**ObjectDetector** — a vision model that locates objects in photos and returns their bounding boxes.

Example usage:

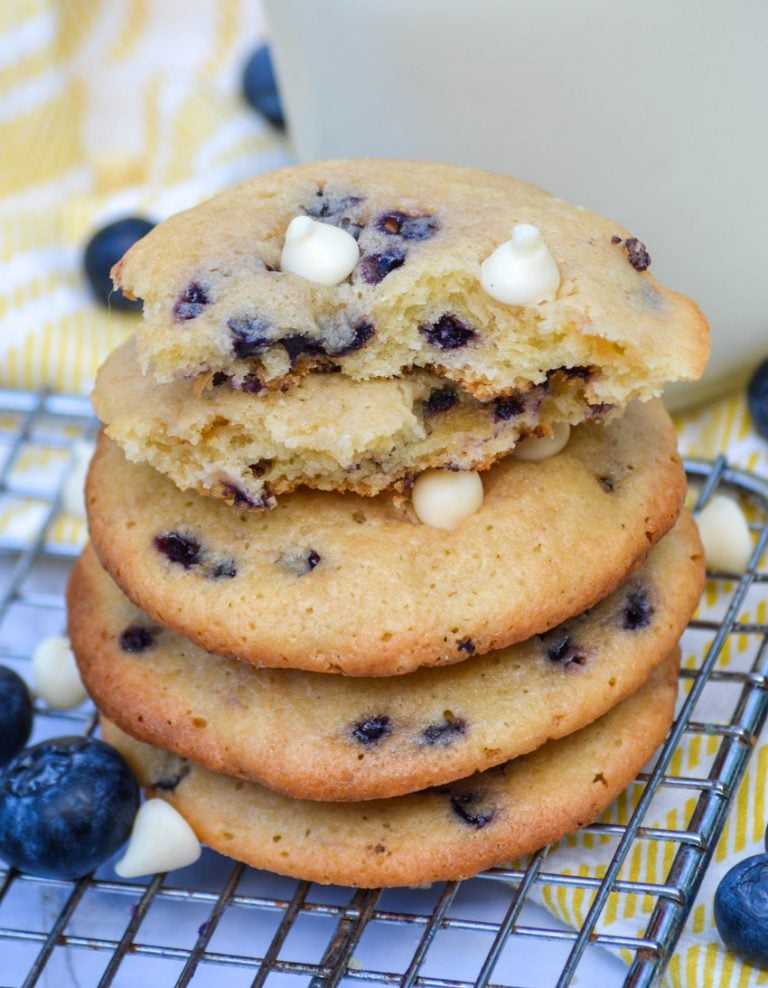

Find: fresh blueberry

[84,218,154,311]
[714,854,768,965]
[419,314,477,350]
[242,45,284,128]
[0,737,139,880]
[0,667,33,766]
[747,357,768,441]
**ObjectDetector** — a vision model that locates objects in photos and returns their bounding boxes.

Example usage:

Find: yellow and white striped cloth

[2,4,768,984]
[0,0,289,393]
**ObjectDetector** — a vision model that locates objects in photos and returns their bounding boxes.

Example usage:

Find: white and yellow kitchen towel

[0,0,288,394]
[2,4,768,986]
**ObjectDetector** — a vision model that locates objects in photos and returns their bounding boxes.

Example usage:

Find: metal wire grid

[0,387,766,988]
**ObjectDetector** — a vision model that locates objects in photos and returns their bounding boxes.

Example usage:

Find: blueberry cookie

[70,515,702,800]
[86,399,685,676]
[94,339,626,507]
[100,653,679,887]
[115,160,708,407]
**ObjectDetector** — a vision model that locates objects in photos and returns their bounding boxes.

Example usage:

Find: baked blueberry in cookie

[151,759,191,791]
[421,717,467,746]
[153,531,201,568]
[174,282,209,321]
[351,716,392,746]
[622,585,654,630]
[376,210,439,241]
[119,625,157,654]
[448,790,496,829]
[419,314,477,350]
[542,631,588,668]
[358,248,406,284]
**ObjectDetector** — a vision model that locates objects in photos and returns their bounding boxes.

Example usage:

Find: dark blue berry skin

[714,854,768,965]
[242,46,284,128]
[0,737,139,880]
[0,667,33,766]
[84,218,154,311]
[747,357,768,441]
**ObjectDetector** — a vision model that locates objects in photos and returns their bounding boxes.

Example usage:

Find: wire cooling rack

[0,387,767,988]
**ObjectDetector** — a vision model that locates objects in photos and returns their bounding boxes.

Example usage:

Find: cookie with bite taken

[114,160,708,413]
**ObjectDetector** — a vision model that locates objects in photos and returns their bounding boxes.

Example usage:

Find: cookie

[86,398,685,676]
[100,652,680,887]
[114,160,708,405]
[94,339,629,507]
[70,516,702,800]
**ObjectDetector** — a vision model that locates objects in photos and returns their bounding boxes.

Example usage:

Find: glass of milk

[263,0,768,410]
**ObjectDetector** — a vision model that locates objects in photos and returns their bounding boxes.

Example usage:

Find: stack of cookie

[68,160,709,887]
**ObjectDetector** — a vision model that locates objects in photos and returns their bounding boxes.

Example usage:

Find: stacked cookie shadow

[68,160,709,887]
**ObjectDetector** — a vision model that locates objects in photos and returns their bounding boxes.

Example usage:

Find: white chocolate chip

[280,216,360,285]
[114,798,201,878]
[512,422,571,462]
[480,224,560,305]
[412,470,483,531]
[695,494,753,572]
[61,439,95,518]
[32,635,88,709]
